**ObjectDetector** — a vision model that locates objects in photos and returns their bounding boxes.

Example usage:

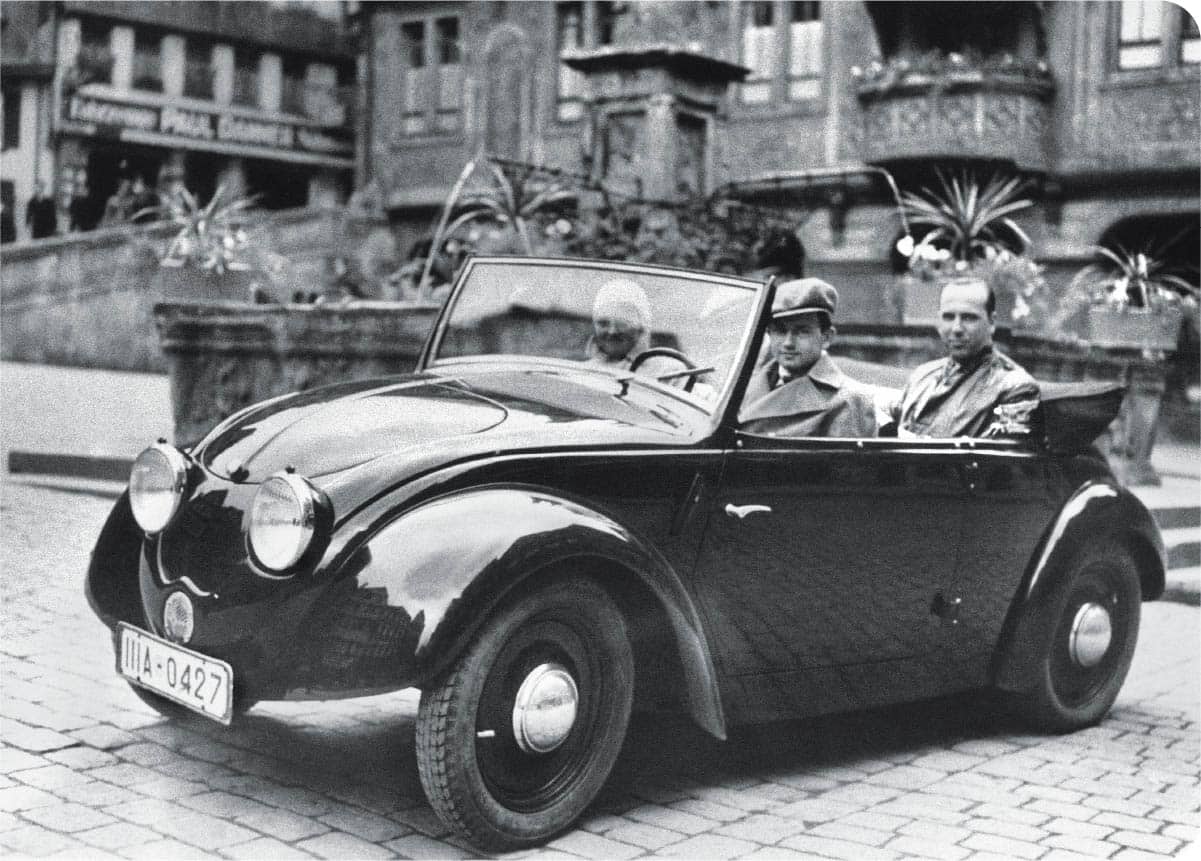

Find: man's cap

[771,277,838,322]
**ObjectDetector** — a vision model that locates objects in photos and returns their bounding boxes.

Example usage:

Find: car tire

[1014,540,1141,733]
[415,576,634,852]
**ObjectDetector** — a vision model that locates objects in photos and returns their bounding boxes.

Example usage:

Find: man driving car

[740,278,878,437]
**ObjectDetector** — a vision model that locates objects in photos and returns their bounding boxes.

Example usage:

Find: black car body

[87,256,1165,851]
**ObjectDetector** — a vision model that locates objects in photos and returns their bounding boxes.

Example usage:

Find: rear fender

[333,485,727,739]
[992,480,1165,693]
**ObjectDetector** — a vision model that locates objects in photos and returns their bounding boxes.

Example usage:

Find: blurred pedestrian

[26,181,57,238]
[101,178,134,226]
[130,175,159,224]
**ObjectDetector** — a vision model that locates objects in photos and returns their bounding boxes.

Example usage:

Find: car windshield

[429,258,763,409]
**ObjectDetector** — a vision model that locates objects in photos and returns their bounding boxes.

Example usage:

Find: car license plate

[118,623,233,725]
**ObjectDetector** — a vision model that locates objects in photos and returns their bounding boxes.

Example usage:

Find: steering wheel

[628,347,706,393]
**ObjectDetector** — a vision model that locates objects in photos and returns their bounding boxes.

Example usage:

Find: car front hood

[194,365,694,482]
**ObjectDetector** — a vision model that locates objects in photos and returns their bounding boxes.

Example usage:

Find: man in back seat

[892,276,1039,438]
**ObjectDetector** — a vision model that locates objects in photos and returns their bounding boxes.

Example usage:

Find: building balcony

[853,55,1055,172]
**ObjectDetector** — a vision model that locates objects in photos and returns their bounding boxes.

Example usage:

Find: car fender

[992,479,1166,693]
[85,491,145,629]
[329,485,728,739]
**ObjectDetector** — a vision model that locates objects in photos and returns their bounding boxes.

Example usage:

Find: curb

[8,451,134,483]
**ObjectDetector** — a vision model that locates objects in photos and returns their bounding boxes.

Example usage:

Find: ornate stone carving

[856,75,1052,171]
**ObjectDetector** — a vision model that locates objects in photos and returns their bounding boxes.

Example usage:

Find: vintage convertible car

[87,256,1165,851]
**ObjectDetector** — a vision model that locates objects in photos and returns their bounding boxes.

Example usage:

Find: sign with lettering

[65,95,352,159]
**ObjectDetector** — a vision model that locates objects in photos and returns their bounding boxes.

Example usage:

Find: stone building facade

[1,0,356,239]
[360,0,1199,323]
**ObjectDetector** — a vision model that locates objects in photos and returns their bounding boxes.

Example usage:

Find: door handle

[725,503,772,519]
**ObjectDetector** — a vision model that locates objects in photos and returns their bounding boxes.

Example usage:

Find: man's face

[593,315,642,360]
[938,281,994,363]
[767,316,829,377]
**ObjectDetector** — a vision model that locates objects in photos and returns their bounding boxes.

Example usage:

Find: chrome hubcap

[1069,602,1112,668]
[511,663,578,754]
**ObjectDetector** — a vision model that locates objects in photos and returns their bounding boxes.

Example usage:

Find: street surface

[1,476,1198,859]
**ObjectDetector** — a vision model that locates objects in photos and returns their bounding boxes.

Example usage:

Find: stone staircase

[1134,476,1201,606]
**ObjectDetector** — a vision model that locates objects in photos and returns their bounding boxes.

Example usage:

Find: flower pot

[1087,306,1183,351]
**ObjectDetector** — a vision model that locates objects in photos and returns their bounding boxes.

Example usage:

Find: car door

[690,434,975,721]
[945,442,1063,683]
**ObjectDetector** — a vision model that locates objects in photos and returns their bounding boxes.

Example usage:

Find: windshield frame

[418,255,767,419]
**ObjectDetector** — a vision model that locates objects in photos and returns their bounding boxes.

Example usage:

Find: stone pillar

[259,53,282,112]
[212,44,235,105]
[110,26,134,90]
[1111,361,1170,486]
[162,35,185,97]
[564,47,748,204]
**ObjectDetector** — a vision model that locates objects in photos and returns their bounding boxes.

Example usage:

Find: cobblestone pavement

[1,478,1198,860]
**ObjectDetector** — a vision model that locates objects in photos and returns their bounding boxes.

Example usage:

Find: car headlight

[249,472,319,571]
[129,444,189,534]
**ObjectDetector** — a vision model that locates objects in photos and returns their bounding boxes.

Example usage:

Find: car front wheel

[1015,540,1141,732]
[415,576,634,852]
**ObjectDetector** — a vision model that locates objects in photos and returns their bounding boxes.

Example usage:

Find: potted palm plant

[897,170,1040,326]
[140,184,288,302]
[1065,246,1197,351]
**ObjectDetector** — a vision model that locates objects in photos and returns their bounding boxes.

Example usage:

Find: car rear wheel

[1014,540,1141,732]
[415,576,634,852]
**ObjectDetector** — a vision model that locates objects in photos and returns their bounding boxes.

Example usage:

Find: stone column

[110,26,134,90]
[212,44,235,105]
[162,35,185,97]
[259,53,282,112]
[563,46,748,204]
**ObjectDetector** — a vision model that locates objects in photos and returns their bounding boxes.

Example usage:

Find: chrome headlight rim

[129,443,190,534]
[248,471,319,573]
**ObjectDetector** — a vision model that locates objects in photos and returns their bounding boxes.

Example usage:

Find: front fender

[321,485,727,739]
[992,479,1165,693]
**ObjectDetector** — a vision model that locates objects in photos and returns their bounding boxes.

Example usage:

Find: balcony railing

[183,61,214,100]
[853,54,1056,172]
[131,53,163,92]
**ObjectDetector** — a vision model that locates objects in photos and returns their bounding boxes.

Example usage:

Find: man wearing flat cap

[740,278,878,438]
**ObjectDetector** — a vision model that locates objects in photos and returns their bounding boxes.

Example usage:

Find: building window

[741,2,777,104]
[3,85,20,150]
[233,47,259,107]
[1116,1,1201,71]
[1182,6,1200,63]
[398,13,462,136]
[184,38,214,100]
[788,2,822,100]
[281,57,307,115]
[741,0,823,105]
[435,16,461,132]
[555,2,614,121]
[132,30,163,92]
[77,19,113,86]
